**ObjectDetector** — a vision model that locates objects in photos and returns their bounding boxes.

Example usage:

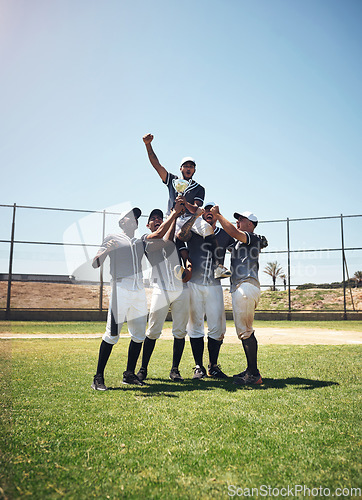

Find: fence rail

[1,203,361,319]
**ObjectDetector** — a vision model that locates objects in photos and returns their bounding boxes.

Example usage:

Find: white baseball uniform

[145,238,190,340]
[98,232,148,345]
[229,233,268,339]
[179,226,234,341]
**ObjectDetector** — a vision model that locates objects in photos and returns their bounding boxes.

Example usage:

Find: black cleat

[233,369,248,379]
[192,365,206,379]
[207,364,228,379]
[91,374,107,391]
[123,371,144,386]
[233,371,263,386]
[169,367,184,381]
[136,367,148,381]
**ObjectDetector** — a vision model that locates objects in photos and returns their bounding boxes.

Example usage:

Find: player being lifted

[143,133,230,280]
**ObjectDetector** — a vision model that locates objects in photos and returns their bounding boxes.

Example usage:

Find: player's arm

[146,198,184,240]
[177,206,204,241]
[210,205,248,243]
[179,246,192,283]
[92,249,106,268]
[180,197,203,214]
[92,238,118,268]
[164,215,177,241]
[142,133,168,183]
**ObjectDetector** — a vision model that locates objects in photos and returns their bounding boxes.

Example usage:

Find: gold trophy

[172,178,190,195]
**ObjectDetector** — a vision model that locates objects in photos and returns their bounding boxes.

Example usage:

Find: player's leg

[204,285,228,378]
[187,283,207,379]
[231,283,262,385]
[137,288,170,381]
[92,284,127,390]
[123,288,148,385]
[169,286,190,381]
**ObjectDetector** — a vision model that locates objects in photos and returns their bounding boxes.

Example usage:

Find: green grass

[1,339,361,499]
[1,320,362,334]
[0,321,128,334]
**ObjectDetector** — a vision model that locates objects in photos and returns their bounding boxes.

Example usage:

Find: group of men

[91,134,268,390]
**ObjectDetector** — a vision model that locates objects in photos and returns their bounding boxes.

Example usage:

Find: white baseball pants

[147,285,190,340]
[231,282,261,340]
[176,215,214,238]
[102,284,147,344]
[187,282,226,341]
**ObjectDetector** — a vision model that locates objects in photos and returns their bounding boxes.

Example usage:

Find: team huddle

[91,133,268,390]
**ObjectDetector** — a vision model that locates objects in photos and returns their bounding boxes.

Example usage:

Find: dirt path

[1,327,361,345]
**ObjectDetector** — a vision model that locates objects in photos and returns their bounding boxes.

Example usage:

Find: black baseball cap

[148,208,164,222]
[118,207,142,226]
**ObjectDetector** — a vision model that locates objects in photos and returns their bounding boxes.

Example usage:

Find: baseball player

[210,206,268,385]
[136,208,192,382]
[143,133,230,279]
[91,202,184,390]
[178,202,235,379]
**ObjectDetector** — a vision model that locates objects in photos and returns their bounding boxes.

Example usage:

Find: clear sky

[1,0,361,284]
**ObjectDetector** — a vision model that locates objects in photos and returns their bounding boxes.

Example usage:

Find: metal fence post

[6,203,17,319]
[286,217,291,320]
[340,214,347,319]
[98,210,106,313]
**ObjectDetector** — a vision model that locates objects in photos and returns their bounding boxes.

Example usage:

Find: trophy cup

[172,178,190,196]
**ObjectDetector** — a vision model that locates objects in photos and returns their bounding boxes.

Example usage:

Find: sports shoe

[169,367,184,381]
[208,364,228,379]
[136,367,147,381]
[192,365,206,379]
[233,369,248,379]
[214,265,232,279]
[91,374,107,391]
[233,371,263,386]
[122,371,144,386]
[174,264,186,280]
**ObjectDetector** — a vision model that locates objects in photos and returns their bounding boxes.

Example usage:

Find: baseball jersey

[144,238,183,292]
[179,226,234,286]
[229,232,268,292]
[96,232,146,290]
[164,172,205,216]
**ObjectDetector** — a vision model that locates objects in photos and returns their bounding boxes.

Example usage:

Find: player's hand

[182,262,192,283]
[210,205,220,216]
[195,207,205,217]
[104,239,120,251]
[143,133,154,144]
[174,197,185,215]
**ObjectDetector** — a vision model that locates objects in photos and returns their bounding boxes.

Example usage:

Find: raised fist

[210,205,220,216]
[143,133,154,144]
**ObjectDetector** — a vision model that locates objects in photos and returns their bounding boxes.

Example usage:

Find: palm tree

[280,273,287,290]
[264,261,284,291]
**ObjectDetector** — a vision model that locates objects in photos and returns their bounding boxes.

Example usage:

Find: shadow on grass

[260,377,339,390]
[106,376,339,395]
[107,378,233,395]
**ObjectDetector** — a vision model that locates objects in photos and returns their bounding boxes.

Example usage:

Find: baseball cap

[119,207,142,225]
[180,156,196,167]
[204,201,216,209]
[148,208,163,222]
[234,210,258,226]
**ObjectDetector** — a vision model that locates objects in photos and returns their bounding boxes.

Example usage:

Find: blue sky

[0,0,361,283]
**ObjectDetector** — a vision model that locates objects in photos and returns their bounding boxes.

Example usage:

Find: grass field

[1,320,362,334]
[1,336,361,499]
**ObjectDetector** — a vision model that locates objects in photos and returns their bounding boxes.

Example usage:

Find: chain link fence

[0,203,361,319]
